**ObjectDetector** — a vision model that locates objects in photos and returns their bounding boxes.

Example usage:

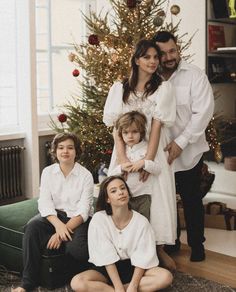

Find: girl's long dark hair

[123,39,162,103]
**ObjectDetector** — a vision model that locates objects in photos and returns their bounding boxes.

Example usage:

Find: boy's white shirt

[38,162,94,221]
[108,140,161,197]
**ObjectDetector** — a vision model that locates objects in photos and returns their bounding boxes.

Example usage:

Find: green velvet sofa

[0,198,77,289]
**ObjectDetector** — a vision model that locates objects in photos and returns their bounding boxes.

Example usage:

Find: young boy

[12,133,94,292]
[108,111,161,220]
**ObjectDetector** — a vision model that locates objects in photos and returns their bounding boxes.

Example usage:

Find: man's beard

[162,59,179,73]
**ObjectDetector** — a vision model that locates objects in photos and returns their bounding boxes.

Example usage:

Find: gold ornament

[157,10,165,17]
[214,144,223,163]
[170,5,180,15]
[105,35,113,47]
[87,47,94,56]
[111,53,119,62]
[68,53,76,62]
[126,35,133,45]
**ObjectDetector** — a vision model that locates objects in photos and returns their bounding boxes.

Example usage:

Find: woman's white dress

[103,81,177,245]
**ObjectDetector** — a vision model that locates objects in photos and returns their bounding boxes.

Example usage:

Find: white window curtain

[0,0,96,133]
[36,0,94,116]
[0,0,18,129]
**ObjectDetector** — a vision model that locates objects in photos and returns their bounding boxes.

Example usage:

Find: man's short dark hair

[153,31,177,44]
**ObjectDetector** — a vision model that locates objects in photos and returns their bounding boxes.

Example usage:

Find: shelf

[216,47,236,53]
[207,2,236,86]
[208,18,236,25]
[208,52,236,58]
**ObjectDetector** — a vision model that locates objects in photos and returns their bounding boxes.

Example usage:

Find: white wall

[17,0,40,198]
[167,0,206,70]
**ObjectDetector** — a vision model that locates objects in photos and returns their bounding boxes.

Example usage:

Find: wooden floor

[172,244,236,288]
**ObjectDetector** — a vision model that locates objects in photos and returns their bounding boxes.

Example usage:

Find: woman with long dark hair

[103,39,177,270]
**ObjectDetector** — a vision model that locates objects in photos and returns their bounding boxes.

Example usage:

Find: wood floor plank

[172,244,236,288]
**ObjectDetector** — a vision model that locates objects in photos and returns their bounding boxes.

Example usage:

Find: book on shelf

[208,56,236,83]
[208,25,226,52]
[208,57,227,83]
[212,0,229,19]
[217,47,236,51]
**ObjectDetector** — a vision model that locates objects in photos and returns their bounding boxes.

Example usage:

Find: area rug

[0,269,235,292]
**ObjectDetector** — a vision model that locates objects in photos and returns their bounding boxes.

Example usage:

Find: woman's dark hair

[96,175,132,215]
[50,132,81,163]
[123,39,162,103]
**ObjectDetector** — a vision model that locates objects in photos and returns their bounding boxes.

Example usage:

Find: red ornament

[88,34,100,46]
[127,0,137,8]
[72,69,80,77]
[58,113,67,123]
[105,149,112,155]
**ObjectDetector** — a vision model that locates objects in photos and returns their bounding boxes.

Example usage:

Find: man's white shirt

[167,60,214,171]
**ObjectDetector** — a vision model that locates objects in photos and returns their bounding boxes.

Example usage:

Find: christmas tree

[51,0,217,179]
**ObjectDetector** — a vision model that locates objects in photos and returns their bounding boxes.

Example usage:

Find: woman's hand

[47,233,62,249]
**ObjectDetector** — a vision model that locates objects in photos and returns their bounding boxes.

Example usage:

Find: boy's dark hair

[115,111,147,141]
[96,175,132,215]
[50,132,81,163]
[152,30,177,44]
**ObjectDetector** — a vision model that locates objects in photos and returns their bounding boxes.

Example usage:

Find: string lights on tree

[50,0,221,174]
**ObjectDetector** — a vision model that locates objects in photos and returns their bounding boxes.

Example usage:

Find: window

[0,0,96,133]
[36,0,95,115]
[0,0,18,129]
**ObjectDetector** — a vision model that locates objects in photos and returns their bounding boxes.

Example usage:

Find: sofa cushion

[0,196,97,289]
[0,198,38,248]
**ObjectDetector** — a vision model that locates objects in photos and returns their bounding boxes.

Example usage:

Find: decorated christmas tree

[50,0,220,179]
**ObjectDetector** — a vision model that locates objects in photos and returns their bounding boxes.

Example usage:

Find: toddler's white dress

[103,81,177,245]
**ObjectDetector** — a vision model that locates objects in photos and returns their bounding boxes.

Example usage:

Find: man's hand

[47,233,62,249]
[139,169,150,182]
[164,141,182,164]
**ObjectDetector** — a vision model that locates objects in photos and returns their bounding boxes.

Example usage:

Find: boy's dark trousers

[21,211,90,291]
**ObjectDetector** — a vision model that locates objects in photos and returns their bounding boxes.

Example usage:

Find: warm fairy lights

[50,0,221,171]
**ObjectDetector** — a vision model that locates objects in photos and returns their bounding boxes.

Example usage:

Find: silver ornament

[153,16,164,27]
